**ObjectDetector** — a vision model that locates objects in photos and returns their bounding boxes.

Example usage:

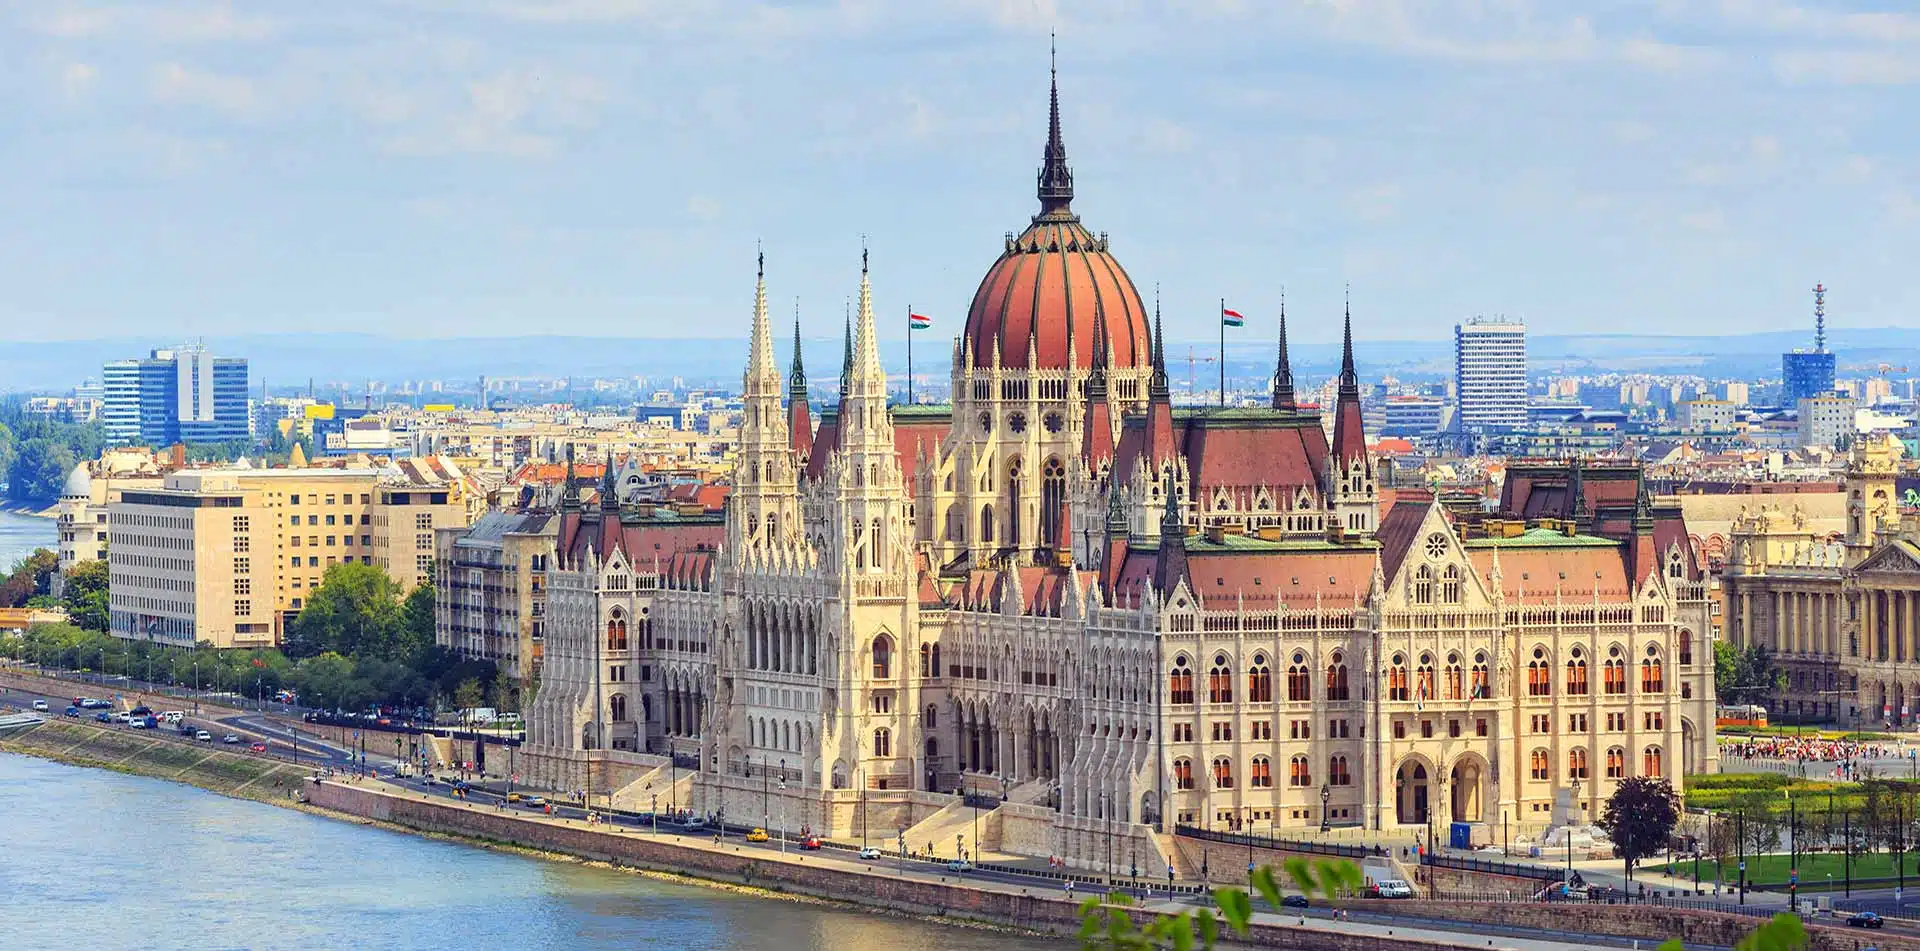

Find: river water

[0,754,1066,950]
[0,508,55,572]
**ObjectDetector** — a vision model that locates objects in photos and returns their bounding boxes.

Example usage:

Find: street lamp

[1320,783,1331,833]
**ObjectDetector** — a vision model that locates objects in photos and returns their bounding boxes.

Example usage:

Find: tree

[0,549,59,608]
[286,562,405,659]
[61,559,110,631]
[397,584,436,665]
[4,437,75,503]
[1601,777,1681,876]
[453,677,484,714]
[1715,642,1783,706]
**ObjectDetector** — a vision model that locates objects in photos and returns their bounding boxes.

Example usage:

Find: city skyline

[3,2,1918,344]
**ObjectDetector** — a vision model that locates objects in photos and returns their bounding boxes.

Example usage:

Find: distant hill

[2,328,1916,395]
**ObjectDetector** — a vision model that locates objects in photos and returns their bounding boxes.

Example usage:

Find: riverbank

[0,717,309,804]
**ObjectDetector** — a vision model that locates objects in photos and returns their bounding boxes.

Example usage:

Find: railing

[1422,851,1564,884]
[1173,824,1387,859]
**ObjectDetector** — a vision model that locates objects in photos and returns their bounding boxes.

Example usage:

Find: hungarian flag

[909,312,933,330]
[1221,307,1245,327]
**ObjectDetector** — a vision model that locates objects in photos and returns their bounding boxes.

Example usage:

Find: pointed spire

[788,303,808,397]
[851,247,884,384]
[1086,302,1109,395]
[1154,466,1189,597]
[1036,32,1074,217]
[1148,286,1169,397]
[746,242,778,390]
[1339,286,1358,395]
[839,303,853,398]
[560,443,580,512]
[1272,288,1296,412]
[600,451,619,512]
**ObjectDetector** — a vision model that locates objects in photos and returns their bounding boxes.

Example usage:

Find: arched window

[1326,652,1350,701]
[1678,630,1694,667]
[1169,656,1195,705]
[1006,458,1024,544]
[1566,647,1589,696]
[1416,653,1435,702]
[874,727,891,757]
[872,634,894,679]
[1568,747,1589,780]
[1287,754,1310,787]
[1212,756,1234,789]
[1173,758,1195,790]
[1605,746,1625,779]
[930,643,940,677]
[979,504,995,544]
[1530,749,1550,780]
[607,610,628,651]
[1444,653,1463,700]
[1413,565,1433,605]
[1251,756,1273,787]
[1329,755,1352,786]
[1208,654,1234,704]
[1527,647,1551,697]
[1285,652,1308,702]
[1041,458,1066,549]
[1471,652,1490,699]
[1250,655,1274,703]
[1441,565,1462,604]
[1643,745,1664,778]
[1642,645,1665,693]
[1388,654,1409,702]
[920,643,931,677]
[609,694,628,722]
[870,517,884,569]
[1604,647,1627,695]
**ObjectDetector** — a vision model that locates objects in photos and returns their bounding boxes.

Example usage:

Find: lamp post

[778,760,787,853]
[1844,808,1852,897]
[1321,783,1332,833]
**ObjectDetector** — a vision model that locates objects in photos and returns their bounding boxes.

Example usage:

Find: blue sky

[2,0,1916,348]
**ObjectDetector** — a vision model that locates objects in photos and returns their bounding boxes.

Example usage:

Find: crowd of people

[1722,735,1913,780]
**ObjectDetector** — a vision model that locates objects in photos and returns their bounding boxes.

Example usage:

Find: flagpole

[1218,298,1226,407]
[906,305,913,405]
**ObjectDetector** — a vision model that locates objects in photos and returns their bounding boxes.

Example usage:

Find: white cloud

[383,68,606,158]
[151,62,257,114]
[30,4,275,41]
[1773,49,1920,85]
[61,62,99,98]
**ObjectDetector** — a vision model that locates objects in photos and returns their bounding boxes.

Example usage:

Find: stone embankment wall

[307,780,1485,951]
[0,718,305,804]
[1339,899,1916,951]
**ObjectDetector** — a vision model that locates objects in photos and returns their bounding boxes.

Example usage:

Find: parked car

[680,818,708,832]
[163,711,185,723]
[129,705,153,716]
[249,743,268,753]
[1281,895,1310,908]
[111,712,131,723]
[93,712,113,723]
[1848,912,1885,929]
[945,860,973,873]
[130,716,157,729]
[63,706,81,717]
[31,699,48,711]
[522,796,548,808]
[1374,879,1414,899]
[222,734,241,744]
[195,730,212,741]
[857,847,883,860]
[746,828,770,843]
[800,837,822,850]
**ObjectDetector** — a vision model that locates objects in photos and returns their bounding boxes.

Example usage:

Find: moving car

[129,705,153,716]
[521,796,548,808]
[857,847,883,860]
[63,706,81,717]
[680,818,708,832]
[800,837,822,850]
[505,792,524,804]
[222,734,241,744]
[746,828,770,843]
[1847,912,1885,929]
[249,743,268,753]
[31,699,48,711]
[945,860,973,873]
[195,730,212,741]
[94,712,113,723]
[163,711,185,723]
[1281,895,1310,908]
[130,716,157,729]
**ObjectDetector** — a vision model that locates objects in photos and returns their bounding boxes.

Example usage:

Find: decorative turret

[1153,467,1189,599]
[731,249,797,552]
[560,444,581,513]
[1081,305,1116,468]
[1330,296,1366,467]
[1271,291,1296,412]
[788,313,815,464]
[1326,294,1377,537]
[1036,36,1074,219]
[1143,299,1177,466]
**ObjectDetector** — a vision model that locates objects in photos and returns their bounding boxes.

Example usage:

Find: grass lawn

[1653,852,1920,888]
[1680,773,1874,815]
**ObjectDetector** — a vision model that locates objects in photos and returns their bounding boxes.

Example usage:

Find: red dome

[961,60,1151,372]
[964,216,1151,371]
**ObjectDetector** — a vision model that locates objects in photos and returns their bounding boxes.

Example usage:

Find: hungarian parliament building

[517,69,1718,870]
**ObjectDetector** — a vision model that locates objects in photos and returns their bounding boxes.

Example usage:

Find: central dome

[962,66,1150,372]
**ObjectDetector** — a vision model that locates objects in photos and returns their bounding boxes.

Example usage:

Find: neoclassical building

[519,66,1719,866]
[1723,431,1920,725]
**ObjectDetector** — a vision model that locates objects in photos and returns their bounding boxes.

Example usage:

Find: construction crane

[1184,346,1217,397]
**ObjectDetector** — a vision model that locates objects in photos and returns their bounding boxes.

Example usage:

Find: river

[0,753,1066,950]
[0,507,56,571]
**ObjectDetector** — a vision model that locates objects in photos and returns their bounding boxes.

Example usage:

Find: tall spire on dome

[746,244,780,393]
[1036,33,1075,218]
[1272,288,1296,412]
[1148,288,1169,398]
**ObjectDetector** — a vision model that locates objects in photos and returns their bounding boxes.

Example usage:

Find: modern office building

[106,456,475,648]
[1782,284,1836,405]
[1454,318,1528,429]
[1677,399,1737,433]
[102,346,250,446]
[1380,395,1447,436]
[1798,394,1856,450]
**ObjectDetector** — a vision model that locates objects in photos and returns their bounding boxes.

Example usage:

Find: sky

[1,0,1917,349]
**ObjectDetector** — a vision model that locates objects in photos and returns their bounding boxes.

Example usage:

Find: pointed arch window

[1441,564,1462,604]
[1568,747,1589,781]
[1041,458,1066,549]
[1444,653,1463,700]
[871,634,895,679]
[1250,756,1272,787]
[1605,746,1625,779]
[1249,655,1274,703]
[1527,647,1551,697]
[1413,565,1433,605]
[1642,645,1665,693]
[1326,651,1350,701]
[1566,646,1589,696]
[1415,653,1435,702]
[1208,654,1234,704]
[1329,755,1352,786]
[1643,745,1664,778]
[1287,754,1310,787]
[1169,656,1195,705]
[1388,654,1409,702]
[1211,756,1234,789]
[1471,651,1490,699]
[1173,758,1195,790]
[1283,653,1307,702]
[1604,647,1627,695]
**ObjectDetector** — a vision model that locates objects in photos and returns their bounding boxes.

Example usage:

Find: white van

[163,711,185,723]
[1375,879,1415,898]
